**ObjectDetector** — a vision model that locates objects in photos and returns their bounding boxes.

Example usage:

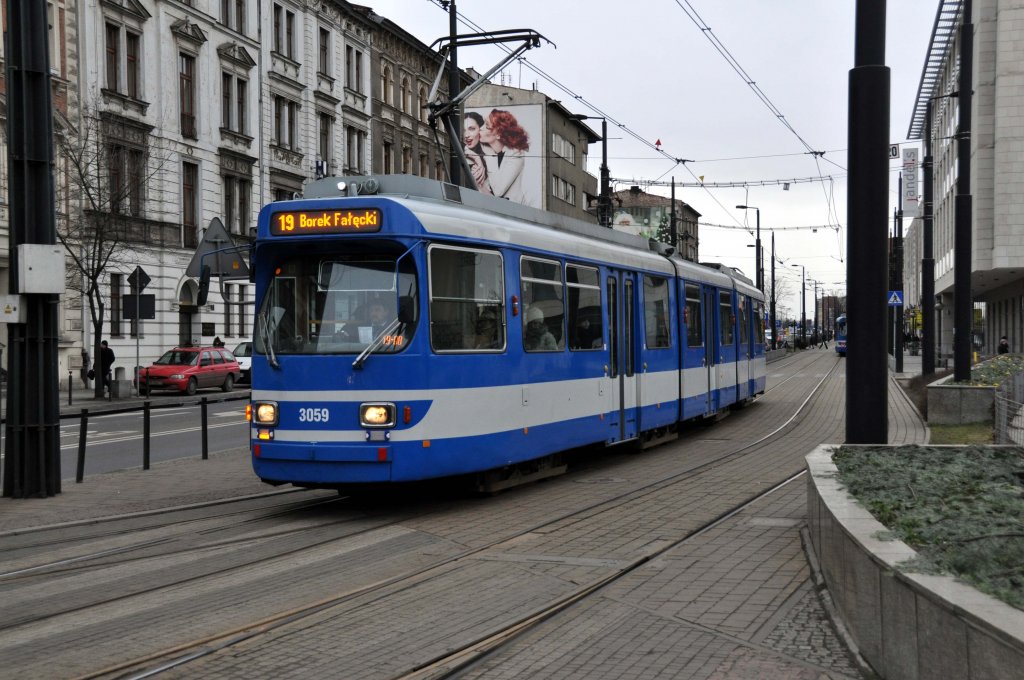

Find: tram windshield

[836,315,848,337]
[255,251,418,356]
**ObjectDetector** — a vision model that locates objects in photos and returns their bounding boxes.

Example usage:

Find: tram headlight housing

[360,402,396,428]
[253,401,279,426]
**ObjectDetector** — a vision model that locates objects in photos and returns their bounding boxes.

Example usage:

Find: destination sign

[271,208,382,235]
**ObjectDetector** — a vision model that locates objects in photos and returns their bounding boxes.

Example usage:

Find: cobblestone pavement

[457,481,862,679]
[0,349,923,678]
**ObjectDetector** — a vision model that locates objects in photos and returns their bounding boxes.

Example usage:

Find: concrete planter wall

[926,374,995,425]
[806,445,1024,680]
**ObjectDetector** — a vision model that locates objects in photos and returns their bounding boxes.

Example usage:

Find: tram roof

[302,175,750,291]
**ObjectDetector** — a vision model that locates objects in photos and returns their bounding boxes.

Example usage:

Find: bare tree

[56,110,170,397]
[764,274,795,346]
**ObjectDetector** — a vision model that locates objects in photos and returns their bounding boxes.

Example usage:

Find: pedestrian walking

[99,340,115,394]
[818,332,829,349]
[998,335,1010,354]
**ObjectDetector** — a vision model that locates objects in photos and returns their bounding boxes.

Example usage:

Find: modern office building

[907,0,1024,357]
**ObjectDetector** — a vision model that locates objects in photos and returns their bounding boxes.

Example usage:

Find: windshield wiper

[352,318,403,370]
[257,311,280,370]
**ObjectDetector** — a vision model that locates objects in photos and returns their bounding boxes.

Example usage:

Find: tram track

[396,471,809,680]
[69,353,843,680]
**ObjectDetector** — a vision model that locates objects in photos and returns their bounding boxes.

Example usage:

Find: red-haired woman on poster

[480,109,529,204]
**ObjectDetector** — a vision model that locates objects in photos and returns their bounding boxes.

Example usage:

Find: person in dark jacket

[99,340,115,393]
[998,336,1010,354]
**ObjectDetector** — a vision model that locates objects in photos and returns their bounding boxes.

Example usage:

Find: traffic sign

[185,217,250,278]
[887,290,904,306]
[889,143,900,159]
[127,266,150,293]
[122,294,156,319]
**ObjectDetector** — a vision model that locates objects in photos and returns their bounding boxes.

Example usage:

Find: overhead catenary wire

[427,0,848,258]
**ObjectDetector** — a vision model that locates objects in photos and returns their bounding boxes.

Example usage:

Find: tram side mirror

[197,264,211,306]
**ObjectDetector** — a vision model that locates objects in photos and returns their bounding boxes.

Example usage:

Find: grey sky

[366,0,938,318]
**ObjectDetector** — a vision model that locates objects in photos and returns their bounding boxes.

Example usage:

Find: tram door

[737,295,751,400]
[702,286,719,412]
[716,289,739,406]
[606,271,639,442]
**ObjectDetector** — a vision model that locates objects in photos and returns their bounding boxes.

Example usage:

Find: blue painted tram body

[249,176,766,488]
[835,314,847,356]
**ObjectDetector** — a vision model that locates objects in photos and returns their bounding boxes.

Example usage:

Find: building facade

[0,0,462,381]
[609,186,701,263]
[363,10,452,180]
[908,0,1024,357]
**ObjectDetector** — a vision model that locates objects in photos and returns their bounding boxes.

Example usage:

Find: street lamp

[574,115,610,227]
[791,264,806,346]
[736,205,762,292]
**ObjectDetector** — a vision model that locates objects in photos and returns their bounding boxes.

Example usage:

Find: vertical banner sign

[903,148,920,217]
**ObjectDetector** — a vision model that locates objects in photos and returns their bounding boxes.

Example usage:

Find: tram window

[685,283,702,347]
[754,301,765,343]
[719,291,734,345]
[521,256,564,352]
[643,276,670,349]
[738,296,748,344]
[429,245,505,352]
[567,264,602,350]
[256,253,417,355]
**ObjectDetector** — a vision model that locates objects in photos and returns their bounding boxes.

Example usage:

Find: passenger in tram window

[473,307,502,349]
[524,306,557,351]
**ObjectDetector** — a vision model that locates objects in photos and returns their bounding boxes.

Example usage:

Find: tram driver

[342,300,390,343]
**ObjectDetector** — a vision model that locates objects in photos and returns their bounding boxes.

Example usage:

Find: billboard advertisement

[463,104,543,209]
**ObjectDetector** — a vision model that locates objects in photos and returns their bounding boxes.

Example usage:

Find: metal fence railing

[994,372,1024,445]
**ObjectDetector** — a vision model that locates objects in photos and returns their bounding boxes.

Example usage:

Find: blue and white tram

[248,175,766,488]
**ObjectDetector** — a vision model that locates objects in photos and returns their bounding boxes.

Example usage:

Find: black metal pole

[600,119,610,227]
[75,409,88,484]
[896,174,904,373]
[922,99,936,376]
[68,370,72,406]
[670,178,677,251]
[447,0,461,186]
[143,401,151,470]
[846,0,890,444]
[801,267,806,346]
[201,397,209,460]
[889,208,897,356]
[953,0,973,381]
[2,0,62,497]
[755,209,762,292]
[770,232,776,350]
[814,281,819,342]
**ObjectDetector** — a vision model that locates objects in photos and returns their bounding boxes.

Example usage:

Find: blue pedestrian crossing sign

[887,290,904,307]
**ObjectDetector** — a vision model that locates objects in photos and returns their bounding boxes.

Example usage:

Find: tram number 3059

[298,407,331,423]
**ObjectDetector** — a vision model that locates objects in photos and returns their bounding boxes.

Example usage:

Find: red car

[140,347,241,395]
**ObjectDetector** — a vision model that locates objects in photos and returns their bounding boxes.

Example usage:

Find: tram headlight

[253,401,279,426]
[360,402,396,428]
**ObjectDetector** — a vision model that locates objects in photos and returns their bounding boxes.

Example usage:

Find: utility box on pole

[16,244,65,294]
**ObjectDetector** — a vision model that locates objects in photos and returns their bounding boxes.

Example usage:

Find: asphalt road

[1,398,250,480]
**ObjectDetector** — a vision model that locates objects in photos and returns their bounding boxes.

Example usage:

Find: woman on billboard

[463,111,489,190]
[479,109,529,204]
